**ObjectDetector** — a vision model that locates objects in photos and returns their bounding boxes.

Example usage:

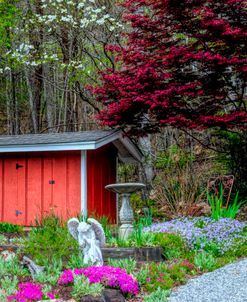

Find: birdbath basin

[105,182,146,240]
[105,183,146,194]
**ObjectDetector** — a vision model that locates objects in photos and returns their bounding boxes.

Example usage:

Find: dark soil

[53,284,73,300]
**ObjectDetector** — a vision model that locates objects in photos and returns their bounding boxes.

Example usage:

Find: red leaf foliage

[93,0,247,135]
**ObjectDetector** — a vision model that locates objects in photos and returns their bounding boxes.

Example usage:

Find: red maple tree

[93,0,247,135]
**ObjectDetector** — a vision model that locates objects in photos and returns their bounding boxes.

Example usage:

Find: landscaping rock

[79,295,103,302]
[79,289,125,302]
[21,256,45,279]
[103,289,125,302]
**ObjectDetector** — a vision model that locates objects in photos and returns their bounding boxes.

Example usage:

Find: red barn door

[1,157,27,225]
[0,151,81,226]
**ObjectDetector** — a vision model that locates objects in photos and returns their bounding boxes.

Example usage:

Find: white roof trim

[0,131,142,161]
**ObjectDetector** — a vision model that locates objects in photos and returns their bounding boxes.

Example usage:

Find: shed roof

[0,130,142,162]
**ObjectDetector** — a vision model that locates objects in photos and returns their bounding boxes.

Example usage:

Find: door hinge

[16,163,23,169]
[15,210,23,216]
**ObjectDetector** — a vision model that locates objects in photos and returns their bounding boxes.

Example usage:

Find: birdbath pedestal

[105,183,146,240]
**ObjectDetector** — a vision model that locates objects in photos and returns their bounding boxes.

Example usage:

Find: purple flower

[144,217,246,254]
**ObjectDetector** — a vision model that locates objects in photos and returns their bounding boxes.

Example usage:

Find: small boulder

[80,295,103,302]
[103,289,125,302]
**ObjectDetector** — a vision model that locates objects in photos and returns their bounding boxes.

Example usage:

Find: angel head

[67,217,106,248]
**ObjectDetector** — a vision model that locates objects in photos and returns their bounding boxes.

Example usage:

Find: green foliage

[72,275,103,300]
[0,256,29,278]
[207,186,245,220]
[0,234,7,243]
[41,284,54,298]
[107,258,137,274]
[137,207,153,227]
[144,262,174,292]
[194,218,207,229]
[22,214,79,265]
[98,215,116,242]
[66,253,86,269]
[106,220,158,248]
[214,130,247,199]
[134,265,149,286]
[0,0,18,50]
[118,163,137,182]
[203,240,221,257]
[156,145,194,170]
[0,222,23,233]
[222,227,247,258]
[143,260,194,293]
[35,257,63,285]
[143,287,170,302]
[193,251,217,271]
[35,271,59,286]
[154,233,189,260]
[0,275,19,301]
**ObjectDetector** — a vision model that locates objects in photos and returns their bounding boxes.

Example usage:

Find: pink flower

[58,266,139,296]
[7,282,44,302]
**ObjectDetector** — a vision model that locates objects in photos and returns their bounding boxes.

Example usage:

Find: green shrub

[107,258,137,274]
[193,251,217,271]
[0,256,29,278]
[143,287,170,302]
[0,222,23,233]
[154,233,189,260]
[134,264,149,286]
[143,259,195,293]
[72,275,103,300]
[35,257,63,285]
[0,276,19,301]
[106,227,158,248]
[66,253,85,269]
[22,214,79,265]
[144,262,174,292]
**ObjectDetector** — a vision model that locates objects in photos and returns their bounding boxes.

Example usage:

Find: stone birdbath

[105,183,146,240]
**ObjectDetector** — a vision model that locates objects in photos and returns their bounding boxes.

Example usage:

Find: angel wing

[87,218,106,247]
[67,218,80,240]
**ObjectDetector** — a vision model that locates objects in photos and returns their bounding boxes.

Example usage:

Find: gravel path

[168,258,247,302]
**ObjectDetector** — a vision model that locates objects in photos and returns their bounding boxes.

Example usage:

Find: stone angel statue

[67,217,105,266]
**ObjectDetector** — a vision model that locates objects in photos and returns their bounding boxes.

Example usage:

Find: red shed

[0,130,142,226]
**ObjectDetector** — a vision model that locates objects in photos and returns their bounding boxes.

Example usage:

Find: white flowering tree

[0,0,124,133]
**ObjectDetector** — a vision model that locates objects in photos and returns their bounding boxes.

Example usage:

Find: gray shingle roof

[0,130,118,146]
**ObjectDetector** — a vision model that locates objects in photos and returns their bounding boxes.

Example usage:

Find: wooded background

[0,0,124,134]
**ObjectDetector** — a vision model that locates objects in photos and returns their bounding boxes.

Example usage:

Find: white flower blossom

[47,15,57,22]
[96,19,105,25]
[61,16,73,22]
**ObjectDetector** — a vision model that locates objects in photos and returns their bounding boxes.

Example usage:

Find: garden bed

[1,215,246,302]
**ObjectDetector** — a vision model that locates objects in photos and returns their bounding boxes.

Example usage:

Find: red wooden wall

[0,151,81,225]
[0,145,117,226]
[87,145,117,223]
